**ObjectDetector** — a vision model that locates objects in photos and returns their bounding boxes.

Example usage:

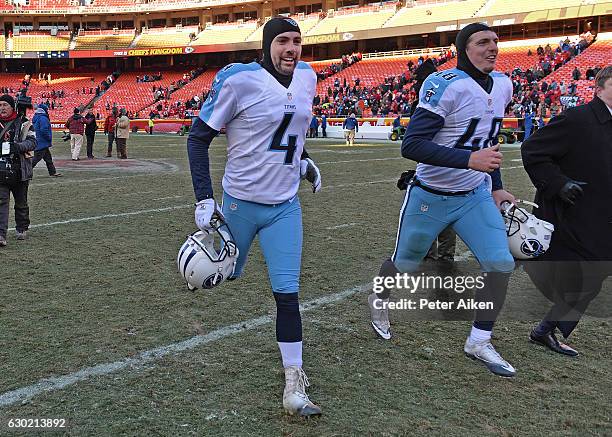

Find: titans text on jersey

[199,61,317,204]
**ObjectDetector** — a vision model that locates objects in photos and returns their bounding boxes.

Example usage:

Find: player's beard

[274,57,297,76]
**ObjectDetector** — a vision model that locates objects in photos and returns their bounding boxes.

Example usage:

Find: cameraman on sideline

[0,94,37,247]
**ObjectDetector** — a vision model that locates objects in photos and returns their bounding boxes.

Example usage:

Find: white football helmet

[501,200,554,260]
[177,217,239,290]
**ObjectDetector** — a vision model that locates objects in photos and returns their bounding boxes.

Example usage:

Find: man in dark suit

[521,66,612,356]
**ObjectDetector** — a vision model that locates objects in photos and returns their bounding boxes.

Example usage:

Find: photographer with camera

[0,93,37,247]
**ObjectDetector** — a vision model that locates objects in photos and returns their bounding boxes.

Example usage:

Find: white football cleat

[368,293,391,340]
[464,338,516,377]
[283,366,322,417]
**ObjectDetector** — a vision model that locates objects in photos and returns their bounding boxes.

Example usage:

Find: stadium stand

[28,73,110,120]
[246,14,320,42]
[93,70,191,116]
[479,0,607,17]
[74,29,135,50]
[384,0,485,28]
[135,26,198,48]
[542,34,612,102]
[307,5,397,35]
[139,69,219,117]
[192,21,258,45]
[12,31,71,51]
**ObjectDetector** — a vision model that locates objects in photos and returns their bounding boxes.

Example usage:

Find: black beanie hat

[0,94,15,108]
[455,22,493,83]
[262,16,301,73]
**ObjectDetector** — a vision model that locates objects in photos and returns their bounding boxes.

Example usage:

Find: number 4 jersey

[199,61,317,205]
[415,68,512,192]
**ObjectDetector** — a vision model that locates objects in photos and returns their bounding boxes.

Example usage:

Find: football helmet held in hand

[177,217,239,290]
[501,200,554,260]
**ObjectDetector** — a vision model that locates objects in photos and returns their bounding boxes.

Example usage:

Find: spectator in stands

[586,67,596,80]
[115,109,130,159]
[66,108,87,161]
[84,111,98,159]
[104,108,118,158]
[572,67,581,81]
[32,104,61,178]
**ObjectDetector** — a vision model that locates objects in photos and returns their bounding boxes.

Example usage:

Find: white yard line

[325,222,359,230]
[318,157,402,165]
[0,284,371,408]
[8,205,192,231]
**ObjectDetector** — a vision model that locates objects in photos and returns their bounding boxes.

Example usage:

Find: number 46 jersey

[199,61,317,205]
[415,68,513,192]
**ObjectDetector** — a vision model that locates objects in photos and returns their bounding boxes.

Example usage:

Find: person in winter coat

[66,108,87,161]
[84,111,98,159]
[0,94,37,247]
[104,107,118,157]
[114,108,130,159]
[521,66,612,356]
[32,103,61,177]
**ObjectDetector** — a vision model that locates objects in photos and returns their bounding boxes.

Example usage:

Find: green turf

[0,133,609,436]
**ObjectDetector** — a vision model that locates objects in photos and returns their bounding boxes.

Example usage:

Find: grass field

[0,132,610,436]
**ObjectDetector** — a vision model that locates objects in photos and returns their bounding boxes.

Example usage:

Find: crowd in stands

[312,47,456,118]
[508,34,596,119]
[151,67,205,102]
[135,72,163,83]
[315,52,363,80]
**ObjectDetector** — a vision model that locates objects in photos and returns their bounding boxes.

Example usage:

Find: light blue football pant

[222,192,302,293]
[392,182,514,273]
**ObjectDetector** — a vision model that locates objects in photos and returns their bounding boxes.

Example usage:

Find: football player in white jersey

[187,17,322,416]
[368,23,518,377]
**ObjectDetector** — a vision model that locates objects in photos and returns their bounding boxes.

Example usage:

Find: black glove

[397,170,416,191]
[9,142,18,155]
[558,180,586,206]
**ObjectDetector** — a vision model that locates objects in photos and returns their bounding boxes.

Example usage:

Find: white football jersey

[199,61,317,205]
[415,69,512,191]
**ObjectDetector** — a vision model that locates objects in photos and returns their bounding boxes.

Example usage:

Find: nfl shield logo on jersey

[420,203,429,212]
[287,92,293,101]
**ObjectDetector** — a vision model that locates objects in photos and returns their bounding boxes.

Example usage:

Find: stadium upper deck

[2,0,608,57]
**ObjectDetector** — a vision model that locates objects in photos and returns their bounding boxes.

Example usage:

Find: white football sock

[469,326,492,343]
[278,341,303,368]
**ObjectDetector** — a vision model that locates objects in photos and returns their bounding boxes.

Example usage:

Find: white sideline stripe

[8,205,192,231]
[9,179,395,231]
[31,157,402,188]
[325,222,358,230]
[0,283,371,408]
[318,157,401,165]
[32,172,184,187]
[502,166,524,170]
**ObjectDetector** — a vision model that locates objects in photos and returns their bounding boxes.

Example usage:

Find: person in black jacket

[521,66,612,356]
[84,111,98,159]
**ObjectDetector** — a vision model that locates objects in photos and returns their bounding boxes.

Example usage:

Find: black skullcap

[0,94,15,108]
[455,22,494,88]
[262,16,301,76]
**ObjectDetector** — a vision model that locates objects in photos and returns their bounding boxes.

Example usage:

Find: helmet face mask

[501,200,555,260]
[177,218,239,290]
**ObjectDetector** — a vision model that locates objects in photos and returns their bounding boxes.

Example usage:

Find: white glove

[194,198,221,231]
[300,158,322,193]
